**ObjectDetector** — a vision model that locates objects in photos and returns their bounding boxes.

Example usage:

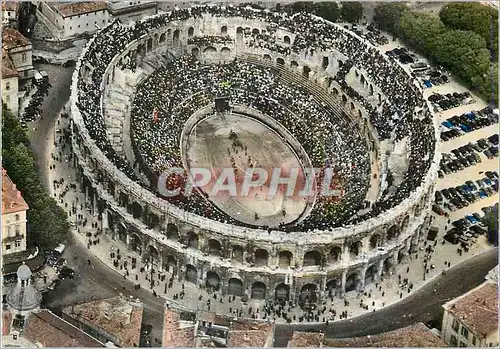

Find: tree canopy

[482,205,499,246]
[340,2,363,23]
[373,2,409,34]
[2,105,70,250]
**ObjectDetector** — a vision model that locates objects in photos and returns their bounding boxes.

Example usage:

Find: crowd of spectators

[74,4,436,231]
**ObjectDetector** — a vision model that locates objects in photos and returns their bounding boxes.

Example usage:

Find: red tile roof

[24,310,105,347]
[444,282,498,338]
[3,309,12,336]
[288,331,324,347]
[2,49,18,78]
[52,2,107,17]
[162,308,195,347]
[323,323,447,347]
[1,1,17,11]
[2,27,29,50]
[2,168,28,215]
[62,297,143,348]
[227,320,275,347]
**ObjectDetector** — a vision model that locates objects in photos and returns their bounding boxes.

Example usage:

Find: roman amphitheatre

[70,5,438,302]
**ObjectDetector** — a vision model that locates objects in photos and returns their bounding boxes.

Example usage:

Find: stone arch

[360,74,366,84]
[276,57,285,66]
[291,60,298,69]
[401,215,410,230]
[332,87,339,95]
[130,202,142,219]
[187,231,198,249]
[275,283,290,302]
[263,53,271,61]
[203,46,216,53]
[221,25,227,35]
[345,273,357,292]
[206,271,220,290]
[163,255,177,272]
[129,233,142,254]
[146,245,159,265]
[191,47,199,57]
[342,94,348,104]
[254,249,269,267]
[329,246,342,263]
[283,35,290,45]
[221,47,231,54]
[378,93,382,103]
[349,241,362,258]
[322,56,329,69]
[369,234,380,249]
[278,250,293,268]
[369,84,374,95]
[358,109,363,118]
[303,65,311,78]
[252,28,259,35]
[398,249,406,263]
[159,32,166,43]
[383,258,392,274]
[185,264,197,284]
[118,223,127,244]
[365,265,376,285]
[350,101,355,110]
[208,239,222,256]
[173,29,180,41]
[251,281,266,299]
[232,245,244,262]
[387,224,399,241]
[227,278,243,296]
[326,279,339,297]
[154,32,159,44]
[299,284,318,303]
[166,223,179,241]
[148,212,159,229]
[236,26,243,35]
[188,26,194,38]
[303,250,322,267]
[147,38,153,51]
[338,59,343,68]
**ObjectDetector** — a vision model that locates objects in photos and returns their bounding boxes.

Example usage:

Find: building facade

[2,27,33,87]
[2,1,18,25]
[1,50,19,115]
[441,281,498,347]
[107,1,157,24]
[2,168,29,258]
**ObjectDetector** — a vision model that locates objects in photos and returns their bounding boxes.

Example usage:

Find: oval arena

[70,5,440,305]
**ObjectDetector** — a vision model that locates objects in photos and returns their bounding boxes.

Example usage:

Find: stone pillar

[340,269,347,297]
[358,266,367,292]
[377,259,384,282]
[92,192,97,216]
[391,251,398,271]
[102,208,108,231]
[321,275,327,298]
[84,184,89,204]
[342,245,350,262]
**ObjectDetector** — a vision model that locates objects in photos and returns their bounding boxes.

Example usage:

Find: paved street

[274,247,498,347]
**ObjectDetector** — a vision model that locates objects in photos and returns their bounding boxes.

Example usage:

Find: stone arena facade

[70,8,440,302]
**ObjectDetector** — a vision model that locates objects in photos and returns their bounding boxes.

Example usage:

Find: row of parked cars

[428,92,474,112]
[434,171,499,213]
[439,135,499,177]
[444,203,498,247]
[440,107,498,141]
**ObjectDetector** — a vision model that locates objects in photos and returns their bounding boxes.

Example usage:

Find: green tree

[373,2,409,35]
[289,1,315,13]
[340,2,363,23]
[478,62,499,105]
[440,2,498,57]
[431,30,490,87]
[398,11,447,57]
[314,2,340,23]
[2,105,70,250]
[482,206,498,246]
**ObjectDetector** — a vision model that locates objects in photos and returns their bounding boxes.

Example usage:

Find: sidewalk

[45,103,496,325]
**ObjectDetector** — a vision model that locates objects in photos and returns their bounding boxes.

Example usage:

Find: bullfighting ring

[70,5,440,303]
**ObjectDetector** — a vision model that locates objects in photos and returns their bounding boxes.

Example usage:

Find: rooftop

[288,331,325,347]
[2,168,28,215]
[2,27,29,50]
[51,2,108,17]
[2,1,17,11]
[227,320,275,347]
[24,310,105,347]
[323,323,447,347]
[444,282,498,338]
[62,296,143,347]
[162,308,195,347]
[2,49,18,78]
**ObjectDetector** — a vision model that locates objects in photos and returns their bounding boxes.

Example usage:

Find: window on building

[21,53,27,62]
[452,319,460,332]
[450,335,458,347]
[461,327,469,339]
[5,82,10,90]
[15,214,19,221]
[78,24,80,28]
[7,11,10,16]
[472,336,477,346]
[102,19,105,23]
[15,241,21,248]
[70,26,72,30]
[7,226,11,235]
[15,225,20,235]
[24,71,28,77]
[86,23,89,26]
[6,244,11,250]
